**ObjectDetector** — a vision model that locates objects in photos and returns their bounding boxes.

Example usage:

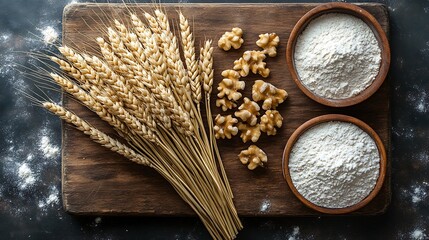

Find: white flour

[38,185,59,212]
[40,26,58,44]
[39,135,59,158]
[18,163,36,189]
[294,13,381,99]
[411,229,427,240]
[288,227,300,240]
[289,121,380,208]
[259,199,271,213]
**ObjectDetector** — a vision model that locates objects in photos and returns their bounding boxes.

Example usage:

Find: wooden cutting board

[62,3,390,216]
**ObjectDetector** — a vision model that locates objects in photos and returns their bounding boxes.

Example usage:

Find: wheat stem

[43,9,241,240]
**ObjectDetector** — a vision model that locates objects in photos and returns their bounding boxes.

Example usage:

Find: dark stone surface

[0,0,428,239]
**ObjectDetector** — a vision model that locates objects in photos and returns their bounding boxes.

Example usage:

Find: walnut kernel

[218,27,244,51]
[260,110,283,136]
[233,50,270,78]
[214,114,238,139]
[217,70,245,101]
[238,122,261,143]
[238,145,268,170]
[256,33,280,57]
[216,98,237,111]
[234,97,260,126]
[252,80,288,110]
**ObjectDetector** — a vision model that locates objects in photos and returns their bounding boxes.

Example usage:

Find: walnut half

[252,80,288,110]
[218,27,244,51]
[217,70,245,101]
[256,33,280,57]
[260,110,283,136]
[234,97,260,126]
[233,50,270,78]
[238,122,261,143]
[215,98,237,111]
[214,114,238,139]
[216,70,245,111]
[238,145,268,170]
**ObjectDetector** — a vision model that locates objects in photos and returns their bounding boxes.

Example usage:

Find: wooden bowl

[282,114,387,214]
[286,3,390,107]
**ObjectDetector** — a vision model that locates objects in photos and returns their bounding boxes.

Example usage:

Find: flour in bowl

[288,121,380,208]
[294,13,381,99]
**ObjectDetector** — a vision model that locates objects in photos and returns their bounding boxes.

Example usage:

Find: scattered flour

[294,13,381,99]
[40,26,58,44]
[404,182,429,204]
[406,86,429,113]
[18,163,36,190]
[392,119,413,139]
[38,186,59,211]
[416,101,426,113]
[260,199,271,213]
[288,226,300,240]
[289,121,380,208]
[411,229,427,240]
[39,135,59,158]
[1,33,11,42]
[411,186,427,203]
[95,217,102,226]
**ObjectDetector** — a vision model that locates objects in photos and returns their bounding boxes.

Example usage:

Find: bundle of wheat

[42,9,241,240]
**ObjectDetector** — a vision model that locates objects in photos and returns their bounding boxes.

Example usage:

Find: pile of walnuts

[215,28,287,170]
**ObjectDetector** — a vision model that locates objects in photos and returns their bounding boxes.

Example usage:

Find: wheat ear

[144,35,169,87]
[58,46,121,104]
[179,12,201,104]
[96,95,158,143]
[130,14,153,49]
[158,84,194,135]
[151,11,193,115]
[58,46,100,85]
[107,27,138,67]
[114,20,149,69]
[96,37,133,77]
[84,55,157,130]
[144,12,162,42]
[50,56,86,83]
[200,40,214,94]
[43,102,151,166]
[49,73,128,134]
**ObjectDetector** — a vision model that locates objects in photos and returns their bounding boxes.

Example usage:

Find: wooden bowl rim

[282,114,387,214]
[285,2,391,107]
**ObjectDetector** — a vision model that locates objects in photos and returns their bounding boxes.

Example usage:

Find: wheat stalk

[49,73,128,134]
[114,28,172,128]
[96,37,132,77]
[43,102,151,166]
[153,11,193,115]
[50,56,86,83]
[200,40,214,94]
[41,9,241,240]
[58,46,124,105]
[179,12,201,105]
[144,35,170,88]
[83,54,157,130]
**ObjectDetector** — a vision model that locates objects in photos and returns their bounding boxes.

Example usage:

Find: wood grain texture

[62,3,390,216]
